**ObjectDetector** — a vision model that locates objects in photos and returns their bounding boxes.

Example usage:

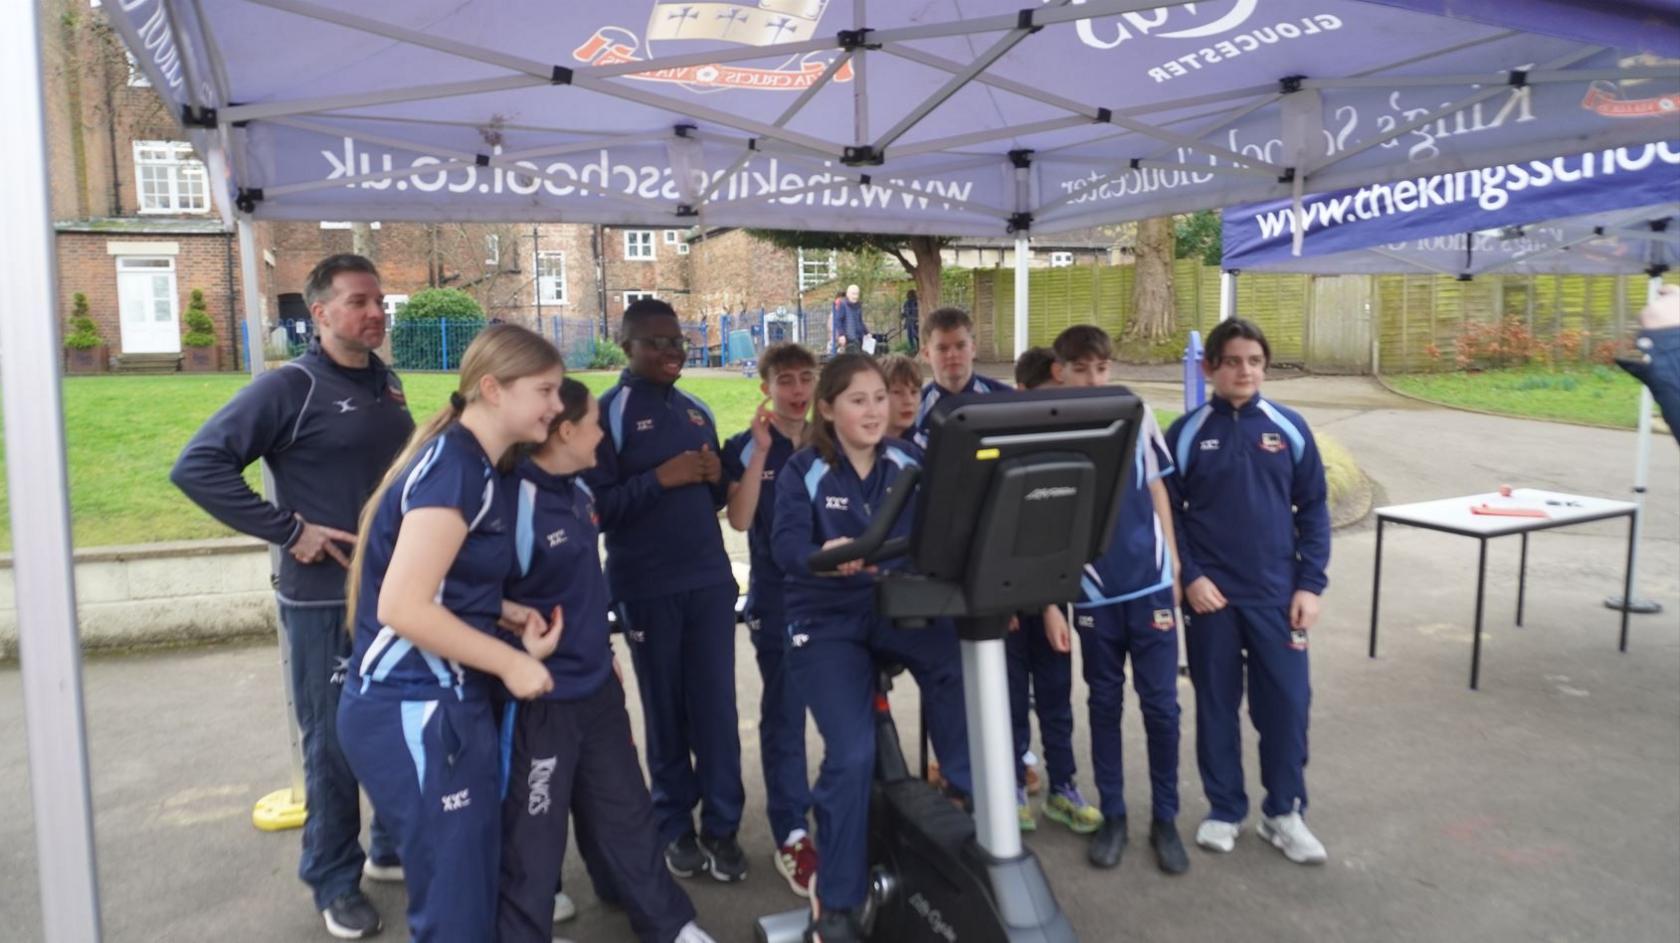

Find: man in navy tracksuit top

[586,298,749,882]
[911,306,1009,448]
[721,343,819,898]
[499,417,713,943]
[171,255,411,939]
[1165,317,1332,866]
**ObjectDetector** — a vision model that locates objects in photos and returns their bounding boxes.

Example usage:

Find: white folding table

[1368,489,1639,690]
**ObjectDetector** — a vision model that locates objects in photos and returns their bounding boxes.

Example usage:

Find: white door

[116,256,180,353]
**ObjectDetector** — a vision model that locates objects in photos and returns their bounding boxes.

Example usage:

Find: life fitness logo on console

[1060,0,1343,84]
[574,0,854,94]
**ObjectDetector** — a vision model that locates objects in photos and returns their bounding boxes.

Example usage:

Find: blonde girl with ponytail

[336,323,566,943]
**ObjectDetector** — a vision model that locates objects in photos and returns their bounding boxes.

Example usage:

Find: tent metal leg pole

[1606,277,1663,616]
[238,218,311,829]
[1013,235,1030,361]
[1219,270,1236,322]
[2,3,104,938]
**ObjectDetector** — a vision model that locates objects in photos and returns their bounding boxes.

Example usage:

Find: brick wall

[602,226,693,329]
[56,231,246,365]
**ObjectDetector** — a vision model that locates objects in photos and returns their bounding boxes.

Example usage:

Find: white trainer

[552,891,577,923]
[674,921,718,943]
[1258,812,1327,865]
[1195,818,1241,853]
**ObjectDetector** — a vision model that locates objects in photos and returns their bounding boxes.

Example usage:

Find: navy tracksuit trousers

[785,612,970,912]
[497,679,696,943]
[1076,589,1182,822]
[620,582,746,844]
[1005,612,1076,790]
[1185,604,1311,822]
[750,605,814,844]
[337,687,500,943]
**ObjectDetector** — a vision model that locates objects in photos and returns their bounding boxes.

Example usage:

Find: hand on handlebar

[817,538,877,577]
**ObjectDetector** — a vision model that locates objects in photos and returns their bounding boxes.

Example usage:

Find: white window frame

[624,230,656,261]
[536,251,567,305]
[677,241,691,256]
[382,294,409,324]
[1049,251,1075,268]
[124,49,150,87]
[623,291,658,308]
[664,230,680,244]
[133,141,209,214]
[485,234,500,266]
[318,221,381,230]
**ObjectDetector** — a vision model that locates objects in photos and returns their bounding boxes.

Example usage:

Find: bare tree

[1129,216,1177,341]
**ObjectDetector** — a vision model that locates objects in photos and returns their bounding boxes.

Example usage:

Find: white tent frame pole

[3,4,103,939]
[888,116,1095,160]
[853,0,868,147]
[1141,92,1282,162]
[698,52,854,207]
[1610,277,1664,614]
[767,151,1017,220]
[1219,270,1236,322]
[237,215,310,809]
[1309,47,1599,176]
[1305,65,1677,89]
[1368,247,1464,277]
[869,18,1042,154]
[1012,161,1031,360]
[222,75,551,124]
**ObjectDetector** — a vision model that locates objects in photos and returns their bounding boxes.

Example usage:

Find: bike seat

[874,661,907,691]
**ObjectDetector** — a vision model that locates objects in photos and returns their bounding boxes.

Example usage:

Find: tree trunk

[907,236,944,312]
[1129,216,1176,341]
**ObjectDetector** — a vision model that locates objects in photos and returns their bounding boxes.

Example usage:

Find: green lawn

[0,370,769,552]
[1386,365,1647,429]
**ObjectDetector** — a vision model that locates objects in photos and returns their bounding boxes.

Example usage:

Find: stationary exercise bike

[756,386,1143,943]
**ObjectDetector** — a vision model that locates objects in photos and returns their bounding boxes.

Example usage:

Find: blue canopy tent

[1220,154,1679,625]
[5,1,1679,937]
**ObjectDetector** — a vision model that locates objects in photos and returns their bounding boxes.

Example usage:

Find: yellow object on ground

[252,788,307,832]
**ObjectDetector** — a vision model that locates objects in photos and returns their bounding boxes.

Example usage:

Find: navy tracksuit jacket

[1621,326,1680,445]
[497,460,696,943]
[585,370,744,844]
[337,423,512,943]
[772,439,971,913]
[1166,393,1330,822]
[910,372,1010,447]
[1073,402,1182,822]
[721,424,814,845]
[170,340,412,908]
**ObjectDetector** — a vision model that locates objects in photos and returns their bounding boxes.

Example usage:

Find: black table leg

[1516,532,1529,628]
[1620,511,1636,653]
[1369,517,1385,658]
[1471,537,1488,691]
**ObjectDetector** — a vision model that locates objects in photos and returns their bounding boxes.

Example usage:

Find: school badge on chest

[687,408,707,427]
[385,383,406,406]
[1152,609,1175,632]
[1259,432,1285,454]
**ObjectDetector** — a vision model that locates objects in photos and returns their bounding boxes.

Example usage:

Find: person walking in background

[1620,282,1680,445]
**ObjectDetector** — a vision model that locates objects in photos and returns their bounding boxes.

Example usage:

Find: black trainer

[698,831,749,882]
[804,907,863,943]
[321,892,382,940]
[665,831,707,878]
[1151,818,1190,875]
[1087,814,1128,869]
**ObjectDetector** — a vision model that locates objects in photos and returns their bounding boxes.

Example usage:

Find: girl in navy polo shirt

[771,354,972,943]
[338,324,565,943]
[498,378,717,943]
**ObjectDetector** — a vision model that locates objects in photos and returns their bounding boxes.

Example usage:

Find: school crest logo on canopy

[573,0,855,94]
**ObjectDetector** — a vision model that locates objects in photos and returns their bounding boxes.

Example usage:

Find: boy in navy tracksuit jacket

[721,343,819,898]
[498,379,716,943]
[1005,348,1097,837]
[1048,326,1190,875]
[772,355,971,943]
[171,255,410,938]
[1165,317,1332,866]
[585,299,748,881]
[911,306,1009,448]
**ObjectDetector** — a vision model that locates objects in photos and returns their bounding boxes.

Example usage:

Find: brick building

[41,2,835,370]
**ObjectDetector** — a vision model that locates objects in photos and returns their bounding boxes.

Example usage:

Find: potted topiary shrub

[64,292,108,374]
[181,289,220,371]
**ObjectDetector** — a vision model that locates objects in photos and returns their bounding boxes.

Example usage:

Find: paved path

[3,377,1677,942]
